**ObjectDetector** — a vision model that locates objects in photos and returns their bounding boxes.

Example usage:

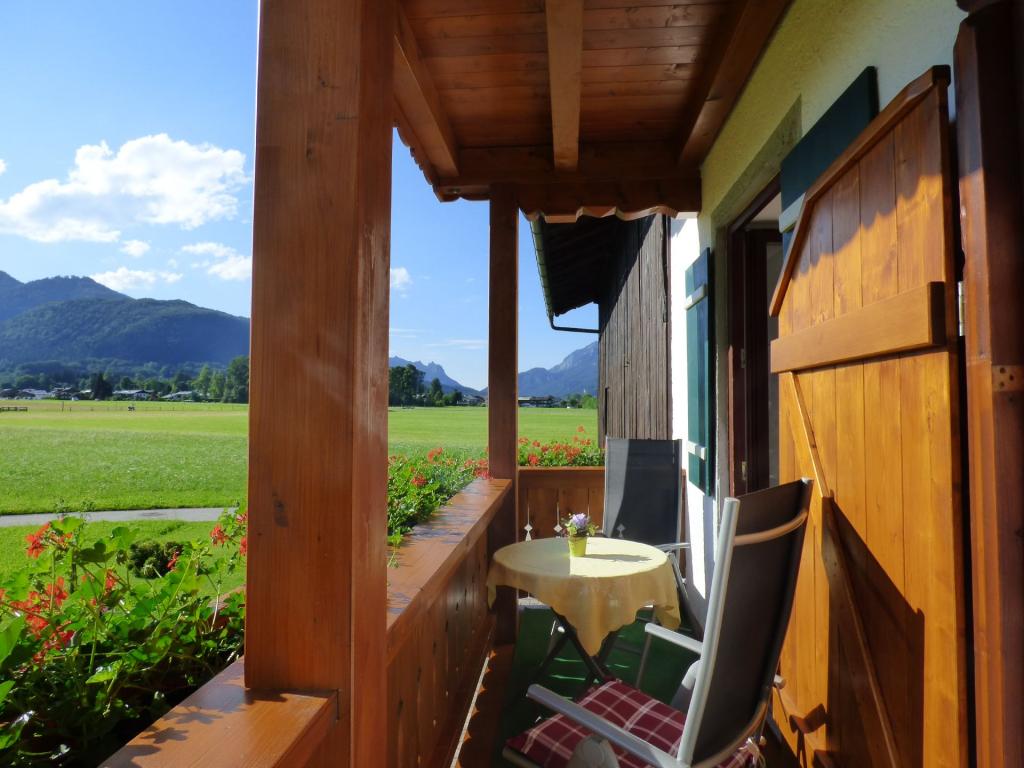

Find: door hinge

[957,280,966,337]
[740,460,748,483]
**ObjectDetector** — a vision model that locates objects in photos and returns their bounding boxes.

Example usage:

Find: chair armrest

[655,542,690,552]
[526,685,681,768]
[644,622,703,656]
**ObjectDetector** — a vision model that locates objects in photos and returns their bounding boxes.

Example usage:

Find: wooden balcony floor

[456,604,799,767]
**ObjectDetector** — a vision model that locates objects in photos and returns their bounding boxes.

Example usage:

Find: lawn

[0,402,597,515]
[0,519,244,593]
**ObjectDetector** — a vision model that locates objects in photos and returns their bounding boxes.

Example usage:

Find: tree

[580,394,598,409]
[428,377,444,406]
[388,364,424,406]
[194,365,212,399]
[118,376,136,391]
[444,389,463,406]
[224,356,250,403]
[209,371,226,402]
[172,370,192,393]
[90,372,113,401]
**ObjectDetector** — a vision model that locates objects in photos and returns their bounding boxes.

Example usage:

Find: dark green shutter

[685,248,713,493]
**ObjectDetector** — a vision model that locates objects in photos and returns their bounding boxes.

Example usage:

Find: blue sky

[0,2,595,390]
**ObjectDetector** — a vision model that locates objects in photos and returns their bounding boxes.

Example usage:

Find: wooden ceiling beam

[437,142,698,194]
[515,178,701,223]
[393,5,460,177]
[676,0,792,166]
[545,0,584,171]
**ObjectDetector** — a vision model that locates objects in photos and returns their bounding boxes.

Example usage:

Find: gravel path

[0,507,231,528]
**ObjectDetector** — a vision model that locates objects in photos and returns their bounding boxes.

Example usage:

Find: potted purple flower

[563,512,599,557]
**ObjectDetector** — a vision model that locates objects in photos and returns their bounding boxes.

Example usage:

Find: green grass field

[0,401,596,515]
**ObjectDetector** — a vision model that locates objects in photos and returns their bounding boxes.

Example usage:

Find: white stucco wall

[667,0,966,620]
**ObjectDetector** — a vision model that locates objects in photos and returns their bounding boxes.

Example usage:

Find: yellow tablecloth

[486,537,681,655]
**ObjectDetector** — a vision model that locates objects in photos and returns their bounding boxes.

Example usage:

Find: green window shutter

[684,248,713,493]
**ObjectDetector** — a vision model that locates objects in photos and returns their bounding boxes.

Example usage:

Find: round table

[486,537,681,659]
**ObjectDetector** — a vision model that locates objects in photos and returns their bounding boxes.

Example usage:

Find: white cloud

[183,241,252,281]
[0,134,247,243]
[0,159,6,176]
[390,267,412,293]
[90,267,183,292]
[167,258,178,269]
[120,239,150,258]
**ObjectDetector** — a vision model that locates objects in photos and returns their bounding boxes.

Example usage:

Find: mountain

[515,341,598,398]
[0,271,127,323]
[388,356,481,397]
[0,272,249,371]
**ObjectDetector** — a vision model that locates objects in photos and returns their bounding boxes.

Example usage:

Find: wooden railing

[103,477,511,768]
[385,477,510,768]
[516,466,606,540]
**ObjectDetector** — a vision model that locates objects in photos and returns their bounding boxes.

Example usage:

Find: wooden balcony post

[245,0,393,765]
[488,185,519,643]
[955,4,1024,765]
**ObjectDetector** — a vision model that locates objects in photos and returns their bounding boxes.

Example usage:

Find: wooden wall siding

[770,71,967,767]
[598,215,672,442]
[517,467,605,541]
[386,478,511,768]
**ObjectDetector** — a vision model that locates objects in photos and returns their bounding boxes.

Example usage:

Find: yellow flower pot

[568,535,588,557]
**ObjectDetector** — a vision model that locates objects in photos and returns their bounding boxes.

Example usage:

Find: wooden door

[768,67,967,767]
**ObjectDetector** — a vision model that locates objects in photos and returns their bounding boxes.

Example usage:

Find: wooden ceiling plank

[546,0,585,171]
[427,52,549,74]
[582,63,695,82]
[583,4,725,30]
[676,0,792,165]
[583,0,732,8]
[405,0,544,19]
[411,6,725,45]
[582,46,700,66]
[393,5,460,177]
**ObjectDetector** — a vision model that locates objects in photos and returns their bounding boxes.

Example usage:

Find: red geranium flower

[210,524,228,546]
[411,473,427,488]
[528,453,540,466]
[25,523,51,558]
[45,577,68,608]
[239,536,248,556]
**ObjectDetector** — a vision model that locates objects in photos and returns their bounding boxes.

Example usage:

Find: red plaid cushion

[506,679,758,768]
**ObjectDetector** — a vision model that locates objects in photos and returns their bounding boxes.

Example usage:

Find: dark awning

[531,216,624,320]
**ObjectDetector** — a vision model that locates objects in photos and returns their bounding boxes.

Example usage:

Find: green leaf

[51,516,84,535]
[86,661,122,684]
[0,712,30,750]
[0,618,26,668]
[0,680,14,707]
[76,541,111,564]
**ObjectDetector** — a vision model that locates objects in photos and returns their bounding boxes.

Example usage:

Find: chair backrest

[677,479,811,767]
[602,438,683,546]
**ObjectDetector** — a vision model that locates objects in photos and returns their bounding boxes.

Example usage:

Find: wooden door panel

[769,68,967,768]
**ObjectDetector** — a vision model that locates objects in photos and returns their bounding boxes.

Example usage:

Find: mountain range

[393,341,598,399]
[0,271,250,371]
[0,270,598,394]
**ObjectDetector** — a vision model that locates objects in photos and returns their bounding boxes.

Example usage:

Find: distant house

[20,389,52,400]
[113,389,152,401]
[162,391,195,402]
[461,394,485,406]
[517,395,558,408]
